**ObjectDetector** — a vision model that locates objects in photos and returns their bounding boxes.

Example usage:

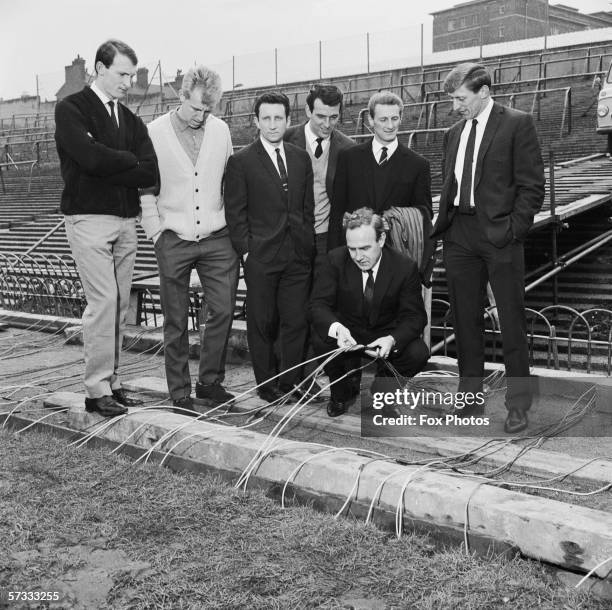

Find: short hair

[253,92,291,119]
[94,39,137,73]
[443,63,492,94]
[306,84,343,112]
[342,207,389,240]
[368,91,403,119]
[181,65,223,106]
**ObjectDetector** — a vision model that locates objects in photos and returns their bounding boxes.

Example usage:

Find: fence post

[366,32,370,73]
[319,41,322,79]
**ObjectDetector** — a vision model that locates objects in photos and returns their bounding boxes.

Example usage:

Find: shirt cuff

[328,321,341,339]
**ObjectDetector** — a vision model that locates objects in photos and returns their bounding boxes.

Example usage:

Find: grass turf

[0,428,607,609]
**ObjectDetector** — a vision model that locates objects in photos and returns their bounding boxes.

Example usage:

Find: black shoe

[172,396,200,416]
[326,399,348,418]
[112,388,143,407]
[279,383,324,403]
[85,396,128,417]
[195,381,235,404]
[257,386,286,404]
[504,408,528,434]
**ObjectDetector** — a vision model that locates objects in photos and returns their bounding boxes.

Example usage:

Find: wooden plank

[38,391,612,577]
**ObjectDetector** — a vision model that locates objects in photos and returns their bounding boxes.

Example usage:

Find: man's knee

[394,338,429,376]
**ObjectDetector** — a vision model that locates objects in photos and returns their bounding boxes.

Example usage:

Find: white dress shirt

[372,138,398,164]
[452,97,494,207]
[260,137,288,177]
[90,81,119,126]
[305,122,330,156]
[328,254,383,338]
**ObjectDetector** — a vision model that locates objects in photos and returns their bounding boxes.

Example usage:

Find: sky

[2,0,610,100]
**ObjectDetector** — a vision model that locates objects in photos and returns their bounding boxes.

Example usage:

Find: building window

[448,19,455,31]
[472,14,479,25]
[499,3,505,15]
[499,25,505,38]
[460,16,466,28]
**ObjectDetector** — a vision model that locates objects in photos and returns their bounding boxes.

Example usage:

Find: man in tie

[224,92,315,403]
[328,91,432,250]
[284,84,355,258]
[55,39,157,417]
[310,207,429,417]
[140,66,238,414]
[431,63,545,433]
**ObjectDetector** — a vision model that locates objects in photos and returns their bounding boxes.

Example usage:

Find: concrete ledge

[32,391,612,577]
[125,375,612,489]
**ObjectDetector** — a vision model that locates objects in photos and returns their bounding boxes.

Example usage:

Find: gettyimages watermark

[360,376,612,437]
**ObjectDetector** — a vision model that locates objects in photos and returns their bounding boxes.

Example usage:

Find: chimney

[136,67,149,89]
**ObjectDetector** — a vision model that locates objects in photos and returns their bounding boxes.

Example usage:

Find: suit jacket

[224,138,315,263]
[431,102,545,247]
[310,246,427,350]
[284,123,355,200]
[328,141,432,249]
[55,86,157,216]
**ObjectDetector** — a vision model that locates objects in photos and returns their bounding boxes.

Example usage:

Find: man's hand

[365,335,395,359]
[336,324,358,350]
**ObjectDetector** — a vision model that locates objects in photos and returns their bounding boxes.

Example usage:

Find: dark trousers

[443,212,531,411]
[244,235,311,390]
[311,329,429,402]
[155,229,239,400]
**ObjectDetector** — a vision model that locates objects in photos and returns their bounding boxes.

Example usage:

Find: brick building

[431,1,612,52]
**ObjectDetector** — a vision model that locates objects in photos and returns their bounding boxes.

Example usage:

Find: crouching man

[309,207,429,417]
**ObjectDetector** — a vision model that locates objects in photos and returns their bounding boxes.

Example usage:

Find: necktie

[379,146,388,165]
[314,137,323,159]
[275,148,288,192]
[363,270,374,318]
[108,100,119,130]
[459,119,478,211]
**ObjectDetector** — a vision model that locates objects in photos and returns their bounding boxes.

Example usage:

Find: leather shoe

[112,388,143,407]
[195,381,235,404]
[85,396,128,417]
[279,383,324,403]
[504,408,528,434]
[257,386,286,404]
[172,396,203,416]
[326,399,347,418]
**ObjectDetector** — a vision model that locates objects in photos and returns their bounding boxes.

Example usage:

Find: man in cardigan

[55,39,157,417]
[140,66,238,413]
[225,92,315,404]
[284,84,355,259]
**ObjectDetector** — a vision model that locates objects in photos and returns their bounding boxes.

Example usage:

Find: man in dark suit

[328,91,432,250]
[310,208,429,417]
[431,63,545,434]
[55,39,157,417]
[284,84,355,258]
[225,92,315,403]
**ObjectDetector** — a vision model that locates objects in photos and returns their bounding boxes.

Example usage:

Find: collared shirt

[452,97,494,207]
[361,254,382,290]
[372,138,398,164]
[305,122,330,156]
[170,108,206,166]
[90,81,119,126]
[260,137,288,177]
[328,254,383,339]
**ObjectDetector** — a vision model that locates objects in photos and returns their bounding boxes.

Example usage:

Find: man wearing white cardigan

[140,66,238,413]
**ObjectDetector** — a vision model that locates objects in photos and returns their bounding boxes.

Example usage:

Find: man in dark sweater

[55,39,157,417]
